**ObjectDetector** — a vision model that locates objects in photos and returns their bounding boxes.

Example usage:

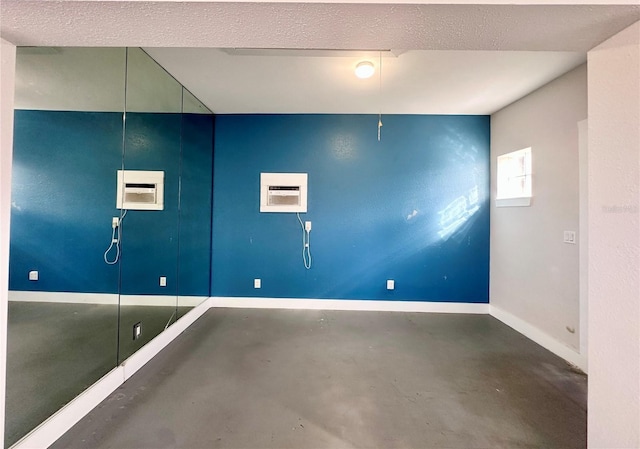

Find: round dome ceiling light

[355,61,375,79]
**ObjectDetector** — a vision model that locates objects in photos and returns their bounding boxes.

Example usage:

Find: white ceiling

[2,1,639,115]
[144,48,586,114]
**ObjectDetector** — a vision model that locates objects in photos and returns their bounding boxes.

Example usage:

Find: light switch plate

[563,231,577,244]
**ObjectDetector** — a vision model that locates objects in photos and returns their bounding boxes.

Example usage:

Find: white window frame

[496,147,532,207]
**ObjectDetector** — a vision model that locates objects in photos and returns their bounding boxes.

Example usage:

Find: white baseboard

[8,291,207,307]
[9,291,118,305]
[9,298,211,449]
[210,296,490,314]
[177,296,209,307]
[122,298,211,380]
[490,305,588,373]
[120,295,207,307]
[118,295,176,307]
[9,291,489,314]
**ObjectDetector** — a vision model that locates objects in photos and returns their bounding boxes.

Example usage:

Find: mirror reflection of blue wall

[9,110,213,297]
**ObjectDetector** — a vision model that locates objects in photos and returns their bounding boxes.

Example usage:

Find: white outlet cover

[387,279,395,290]
[254,278,262,289]
[28,270,38,281]
[159,276,167,287]
[563,231,577,244]
[133,322,142,340]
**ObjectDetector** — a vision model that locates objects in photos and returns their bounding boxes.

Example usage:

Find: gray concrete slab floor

[50,309,587,449]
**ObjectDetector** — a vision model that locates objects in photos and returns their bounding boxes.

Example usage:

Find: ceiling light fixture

[355,61,375,79]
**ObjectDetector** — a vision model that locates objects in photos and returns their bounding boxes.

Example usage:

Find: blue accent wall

[10,110,123,293]
[9,110,213,296]
[119,112,182,296]
[212,114,490,302]
[12,111,488,302]
[178,114,214,296]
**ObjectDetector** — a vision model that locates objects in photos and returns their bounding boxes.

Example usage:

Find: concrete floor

[4,302,191,448]
[51,308,587,449]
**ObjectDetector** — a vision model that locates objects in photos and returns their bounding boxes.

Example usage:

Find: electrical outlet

[563,231,577,244]
[305,221,312,232]
[133,322,141,340]
[159,276,167,287]
[112,216,119,228]
[28,270,38,281]
[254,278,261,289]
[387,279,395,290]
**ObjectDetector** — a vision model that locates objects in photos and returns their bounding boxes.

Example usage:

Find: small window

[496,147,532,207]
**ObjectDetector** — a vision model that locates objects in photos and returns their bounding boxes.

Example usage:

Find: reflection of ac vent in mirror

[116,170,164,210]
[133,322,142,340]
[124,183,156,204]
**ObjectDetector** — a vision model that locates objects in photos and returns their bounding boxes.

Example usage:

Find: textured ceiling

[2,2,639,51]
[2,1,639,114]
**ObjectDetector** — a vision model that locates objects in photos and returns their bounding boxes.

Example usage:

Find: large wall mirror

[178,88,213,319]
[4,47,213,448]
[5,47,126,448]
[118,47,182,362]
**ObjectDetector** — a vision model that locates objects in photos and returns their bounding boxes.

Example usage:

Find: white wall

[490,64,587,366]
[587,21,640,449]
[0,37,17,448]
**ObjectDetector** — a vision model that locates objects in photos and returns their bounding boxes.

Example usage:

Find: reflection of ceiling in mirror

[15,47,127,112]
[182,88,212,115]
[15,47,202,113]
[125,47,182,114]
[14,47,213,114]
